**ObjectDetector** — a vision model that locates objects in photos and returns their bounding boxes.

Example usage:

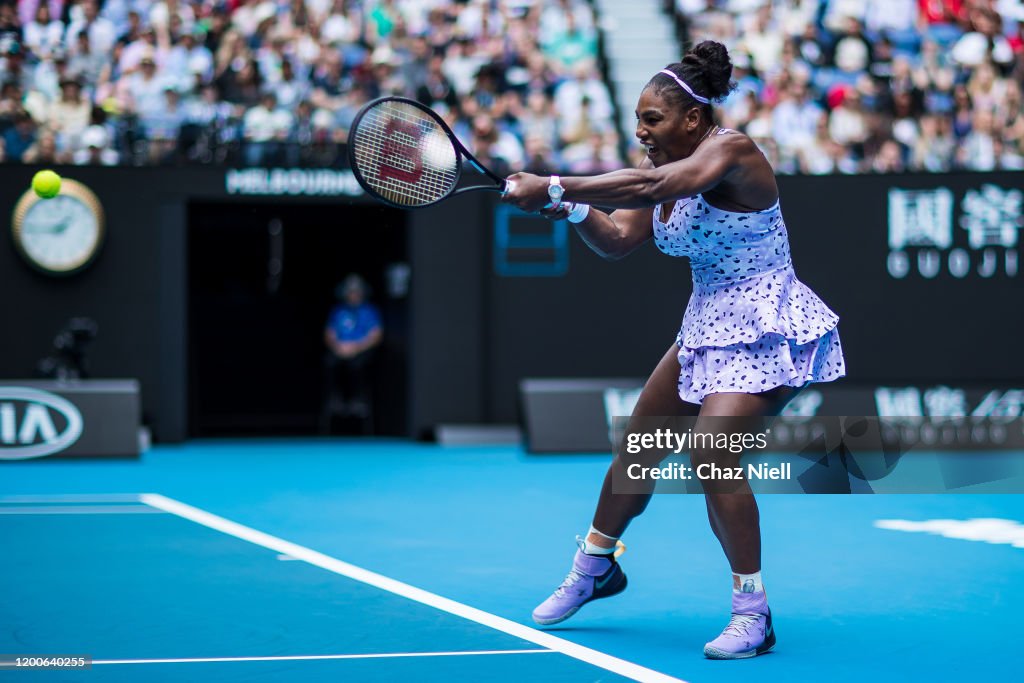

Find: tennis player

[502,41,845,659]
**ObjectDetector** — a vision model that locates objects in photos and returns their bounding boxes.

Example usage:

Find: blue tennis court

[3,440,1021,682]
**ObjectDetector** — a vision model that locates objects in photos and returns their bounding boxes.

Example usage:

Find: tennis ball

[422,132,457,171]
[32,170,62,199]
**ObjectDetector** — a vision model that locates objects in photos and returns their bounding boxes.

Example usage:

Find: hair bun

[682,41,734,101]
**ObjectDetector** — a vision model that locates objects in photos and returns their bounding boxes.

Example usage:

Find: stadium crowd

[0,0,620,172]
[2,0,1023,175]
[673,0,1024,173]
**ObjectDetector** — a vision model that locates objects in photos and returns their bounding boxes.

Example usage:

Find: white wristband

[567,203,591,223]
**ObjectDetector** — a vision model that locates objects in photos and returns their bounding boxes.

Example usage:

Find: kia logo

[0,387,84,460]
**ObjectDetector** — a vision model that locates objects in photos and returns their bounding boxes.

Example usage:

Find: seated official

[323,274,382,421]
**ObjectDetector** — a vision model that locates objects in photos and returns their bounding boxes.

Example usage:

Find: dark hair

[647,41,735,114]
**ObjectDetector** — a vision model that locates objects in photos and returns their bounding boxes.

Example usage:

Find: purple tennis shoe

[532,538,628,626]
[703,583,775,659]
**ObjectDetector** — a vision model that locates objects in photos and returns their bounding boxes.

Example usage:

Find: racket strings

[351,101,460,207]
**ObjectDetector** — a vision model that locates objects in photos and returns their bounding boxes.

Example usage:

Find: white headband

[658,69,710,104]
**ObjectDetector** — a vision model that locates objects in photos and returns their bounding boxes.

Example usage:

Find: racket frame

[347,96,507,209]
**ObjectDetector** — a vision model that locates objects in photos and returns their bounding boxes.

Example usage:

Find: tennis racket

[347,96,574,212]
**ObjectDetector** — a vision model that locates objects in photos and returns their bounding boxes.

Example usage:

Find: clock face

[12,180,104,275]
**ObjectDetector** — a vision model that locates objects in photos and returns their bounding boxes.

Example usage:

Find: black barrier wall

[2,167,1021,440]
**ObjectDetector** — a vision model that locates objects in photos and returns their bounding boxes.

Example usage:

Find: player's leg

[695,387,799,659]
[589,343,702,539]
[533,342,699,625]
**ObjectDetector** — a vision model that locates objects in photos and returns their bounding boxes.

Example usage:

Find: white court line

[0,505,164,515]
[141,493,685,683]
[93,649,554,666]
[0,494,143,504]
[876,518,1024,548]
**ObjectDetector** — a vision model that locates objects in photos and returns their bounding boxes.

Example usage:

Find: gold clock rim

[11,177,107,275]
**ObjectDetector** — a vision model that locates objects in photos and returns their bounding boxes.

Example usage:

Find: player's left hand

[501,172,550,213]
[539,204,570,221]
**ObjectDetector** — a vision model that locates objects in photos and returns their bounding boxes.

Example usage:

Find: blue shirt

[327,303,381,342]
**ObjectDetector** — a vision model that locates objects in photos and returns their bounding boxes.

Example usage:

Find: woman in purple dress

[502,41,845,659]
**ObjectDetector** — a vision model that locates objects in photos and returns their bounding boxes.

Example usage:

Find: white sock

[582,526,618,555]
[733,571,764,593]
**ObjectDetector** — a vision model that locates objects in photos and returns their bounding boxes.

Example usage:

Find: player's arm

[566,206,654,261]
[505,136,747,211]
[542,158,656,260]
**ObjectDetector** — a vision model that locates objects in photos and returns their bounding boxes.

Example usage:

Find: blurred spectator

[67,0,118,55]
[23,3,63,59]
[121,52,168,117]
[542,11,597,71]
[167,28,214,88]
[243,91,292,166]
[48,75,92,150]
[367,0,400,45]
[22,129,63,164]
[0,41,30,93]
[554,62,613,145]
[323,274,382,430]
[143,86,186,163]
[0,3,22,55]
[865,0,919,50]
[69,32,107,86]
[3,110,36,161]
[872,138,907,173]
[217,57,262,107]
[951,84,974,138]
[334,82,371,139]
[272,59,310,112]
[523,132,559,174]
[443,38,487,97]
[519,89,558,149]
[952,7,1014,68]
[799,112,856,174]
[772,80,822,168]
[959,108,998,170]
[321,0,362,48]
[73,124,120,165]
[739,4,784,74]
[562,130,620,174]
[0,79,22,120]
[828,85,868,147]
[911,113,955,171]
[469,112,519,176]
[415,51,458,112]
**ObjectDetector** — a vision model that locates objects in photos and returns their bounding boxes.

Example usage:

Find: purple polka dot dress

[653,187,846,405]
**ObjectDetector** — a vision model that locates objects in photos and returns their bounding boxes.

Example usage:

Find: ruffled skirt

[674,268,847,404]
[676,328,845,404]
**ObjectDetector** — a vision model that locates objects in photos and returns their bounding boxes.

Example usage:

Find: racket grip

[501,178,515,196]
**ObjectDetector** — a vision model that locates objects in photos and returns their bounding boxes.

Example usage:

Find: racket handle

[501,178,515,196]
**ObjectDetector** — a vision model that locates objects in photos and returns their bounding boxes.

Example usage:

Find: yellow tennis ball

[32,170,62,199]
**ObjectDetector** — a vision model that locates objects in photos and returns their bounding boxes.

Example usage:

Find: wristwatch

[547,175,565,207]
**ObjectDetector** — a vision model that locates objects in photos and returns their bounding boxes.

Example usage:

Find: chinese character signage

[888,185,1021,279]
